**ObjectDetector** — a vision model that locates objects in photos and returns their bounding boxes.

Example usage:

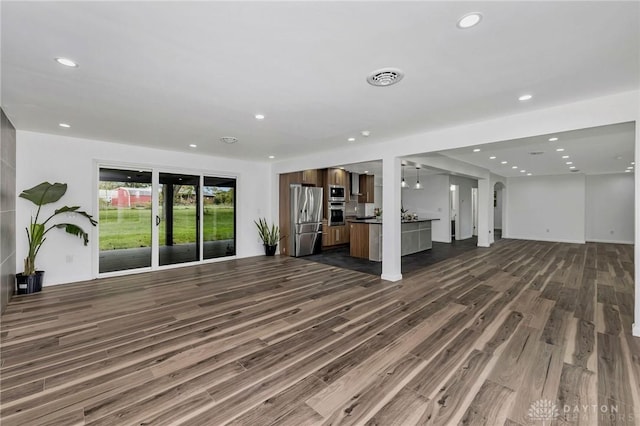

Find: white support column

[488,180,495,245]
[381,156,402,282]
[634,118,640,337]
[477,178,490,248]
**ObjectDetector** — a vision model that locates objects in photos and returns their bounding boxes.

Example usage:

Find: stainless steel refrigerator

[290,185,323,257]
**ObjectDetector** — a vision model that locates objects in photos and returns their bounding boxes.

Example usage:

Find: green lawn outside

[99,205,234,250]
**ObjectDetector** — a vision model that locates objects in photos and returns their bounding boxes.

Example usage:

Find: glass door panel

[98,168,153,273]
[203,176,236,259]
[159,173,200,266]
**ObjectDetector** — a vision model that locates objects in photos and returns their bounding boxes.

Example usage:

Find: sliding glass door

[203,176,236,259]
[98,168,153,273]
[159,173,200,266]
[98,167,236,275]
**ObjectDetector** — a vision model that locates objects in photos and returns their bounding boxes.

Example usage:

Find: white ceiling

[438,122,636,177]
[2,2,639,161]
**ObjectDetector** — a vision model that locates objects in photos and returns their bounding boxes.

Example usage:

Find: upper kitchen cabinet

[302,169,320,186]
[327,168,348,187]
[282,170,321,186]
[358,174,375,203]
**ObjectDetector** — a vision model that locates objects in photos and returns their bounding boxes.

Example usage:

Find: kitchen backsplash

[345,201,375,217]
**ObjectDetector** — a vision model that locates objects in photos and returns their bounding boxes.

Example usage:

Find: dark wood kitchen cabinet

[327,168,347,187]
[358,174,375,203]
[322,224,349,247]
[349,222,369,259]
[302,169,320,186]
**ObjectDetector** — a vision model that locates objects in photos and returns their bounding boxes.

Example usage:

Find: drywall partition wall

[401,174,450,242]
[489,174,507,245]
[1,109,17,313]
[494,187,503,229]
[450,175,478,240]
[506,174,586,243]
[586,173,634,244]
[16,131,271,286]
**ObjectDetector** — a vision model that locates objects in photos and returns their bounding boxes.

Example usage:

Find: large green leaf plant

[20,182,98,276]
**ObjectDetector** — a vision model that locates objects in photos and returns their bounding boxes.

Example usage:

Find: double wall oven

[328,185,345,226]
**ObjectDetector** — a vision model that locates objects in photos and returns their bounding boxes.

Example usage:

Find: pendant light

[401,164,408,188]
[414,167,422,190]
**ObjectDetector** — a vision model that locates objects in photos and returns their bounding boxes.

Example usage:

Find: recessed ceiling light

[364,170,369,174]
[268,155,275,159]
[632,162,635,165]
[549,137,558,142]
[527,173,532,176]
[361,130,371,137]
[189,144,197,148]
[520,170,526,173]
[255,114,265,120]
[569,166,576,169]
[562,155,570,159]
[473,148,481,152]
[366,68,404,87]
[556,148,565,152]
[501,161,508,164]
[625,169,632,173]
[566,162,573,165]
[220,136,238,144]
[457,12,482,29]
[489,156,496,160]
[511,166,518,169]
[58,123,71,128]
[627,166,634,169]
[55,57,78,67]
[339,167,345,170]
[347,137,356,142]
[518,94,533,101]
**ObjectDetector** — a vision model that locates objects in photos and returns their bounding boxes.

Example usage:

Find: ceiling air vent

[529,151,544,155]
[220,136,238,144]
[366,68,404,87]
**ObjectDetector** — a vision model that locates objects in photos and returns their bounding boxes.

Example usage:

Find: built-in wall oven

[328,185,346,202]
[328,202,345,226]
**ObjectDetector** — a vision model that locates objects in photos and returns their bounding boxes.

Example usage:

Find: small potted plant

[254,218,282,256]
[16,182,97,294]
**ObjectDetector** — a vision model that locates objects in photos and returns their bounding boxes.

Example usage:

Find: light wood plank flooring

[1,239,638,425]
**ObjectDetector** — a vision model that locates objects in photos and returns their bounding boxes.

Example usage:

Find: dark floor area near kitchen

[303,237,479,276]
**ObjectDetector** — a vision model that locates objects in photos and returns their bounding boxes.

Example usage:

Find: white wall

[586,173,634,244]
[506,174,586,243]
[401,174,450,242]
[494,187,503,229]
[450,175,477,240]
[16,131,271,286]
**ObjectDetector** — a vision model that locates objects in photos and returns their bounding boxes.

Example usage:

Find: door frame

[94,160,238,279]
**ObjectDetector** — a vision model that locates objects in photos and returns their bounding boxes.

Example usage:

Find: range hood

[351,172,361,196]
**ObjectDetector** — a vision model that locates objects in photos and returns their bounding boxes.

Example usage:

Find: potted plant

[16,182,98,294]
[254,218,282,256]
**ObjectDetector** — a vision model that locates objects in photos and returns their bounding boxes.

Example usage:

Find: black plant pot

[264,244,277,256]
[16,271,44,295]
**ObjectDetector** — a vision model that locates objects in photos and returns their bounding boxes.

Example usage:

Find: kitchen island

[348,218,440,261]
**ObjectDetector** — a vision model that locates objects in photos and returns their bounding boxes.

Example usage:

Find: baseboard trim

[381,273,403,282]
[633,323,640,338]
[503,235,586,244]
[585,239,634,245]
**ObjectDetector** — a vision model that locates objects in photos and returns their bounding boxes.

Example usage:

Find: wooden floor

[0,239,638,425]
